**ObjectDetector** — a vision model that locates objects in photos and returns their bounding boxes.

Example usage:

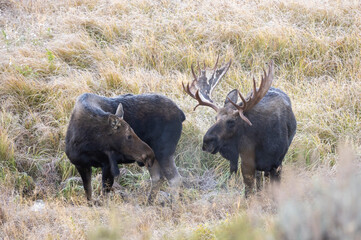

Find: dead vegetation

[0,0,360,239]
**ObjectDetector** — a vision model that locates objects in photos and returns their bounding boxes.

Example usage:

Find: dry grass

[0,0,361,239]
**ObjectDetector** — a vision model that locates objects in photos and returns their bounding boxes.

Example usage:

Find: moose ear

[224,89,238,106]
[115,103,124,119]
[108,114,121,129]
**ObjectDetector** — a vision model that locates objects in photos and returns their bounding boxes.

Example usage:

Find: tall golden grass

[0,0,360,239]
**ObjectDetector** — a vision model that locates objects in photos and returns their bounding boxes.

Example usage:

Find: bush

[277,171,361,239]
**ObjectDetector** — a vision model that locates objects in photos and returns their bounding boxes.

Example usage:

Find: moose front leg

[230,157,239,175]
[147,160,164,204]
[241,165,255,198]
[101,164,114,194]
[240,151,256,198]
[220,146,239,175]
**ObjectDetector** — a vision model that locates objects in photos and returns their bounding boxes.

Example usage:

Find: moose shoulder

[65,93,185,202]
[183,59,296,197]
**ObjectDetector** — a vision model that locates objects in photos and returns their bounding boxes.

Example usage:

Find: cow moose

[183,58,297,197]
[65,93,185,203]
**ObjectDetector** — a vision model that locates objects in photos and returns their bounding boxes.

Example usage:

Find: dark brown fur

[183,60,296,198]
[203,88,297,197]
[65,93,185,202]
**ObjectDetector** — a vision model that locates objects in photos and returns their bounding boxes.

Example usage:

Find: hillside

[0,0,360,239]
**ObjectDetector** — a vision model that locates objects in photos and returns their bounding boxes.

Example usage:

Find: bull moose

[65,93,185,202]
[183,58,297,197]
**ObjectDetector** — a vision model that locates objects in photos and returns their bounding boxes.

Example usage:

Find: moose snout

[202,136,219,154]
[142,152,155,168]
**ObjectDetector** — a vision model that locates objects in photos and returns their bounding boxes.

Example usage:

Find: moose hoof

[147,191,172,206]
[88,198,103,207]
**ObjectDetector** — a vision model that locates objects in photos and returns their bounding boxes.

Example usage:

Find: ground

[0,0,360,239]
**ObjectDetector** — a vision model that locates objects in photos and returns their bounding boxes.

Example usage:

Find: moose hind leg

[264,171,270,186]
[76,166,92,201]
[270,165,282,183]
[151,123,182,203]
[159,155,182,202]
[161,155,181,186]
[255,171,263,192]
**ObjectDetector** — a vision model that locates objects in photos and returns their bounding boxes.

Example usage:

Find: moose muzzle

[142,152,155,168]
[202,136,220,154]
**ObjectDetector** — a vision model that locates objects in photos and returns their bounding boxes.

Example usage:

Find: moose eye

[127,135,132,140]
[226,119,235,128]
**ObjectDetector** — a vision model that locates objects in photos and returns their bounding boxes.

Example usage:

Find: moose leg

[105,151,120,177]
[220,145,239,176]
[101,164,114,194]
[229,157,239,175]
[241,167,255,198]
[159,155,182,203]
[240,150,256,198]
[264,171,270,187]
[240,151,256,198]
[270,165,282,183]
[147,160,164,204]
[76,166,92,201]
[151,124,182,203]
[255,171,263,191]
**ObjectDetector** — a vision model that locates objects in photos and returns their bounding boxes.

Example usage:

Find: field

[0,0,361,239]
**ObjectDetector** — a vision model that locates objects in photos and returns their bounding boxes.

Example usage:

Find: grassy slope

[0,0,360,239]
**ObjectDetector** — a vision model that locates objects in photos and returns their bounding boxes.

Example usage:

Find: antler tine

[252,77,257,98]
[182,82,189,95]
[211,54,220,79]
[191,64,197,80]
[226,91,252,126]
[182,82,196,100]
[259,61,274,97]
[213,54,220,71]
[184,82,195,98]
[224,59,232,79]
[237,90,247,108]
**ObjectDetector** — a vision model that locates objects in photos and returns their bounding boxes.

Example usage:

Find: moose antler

[227,61,274,126]
[183,56,232,112]
[182,81,219,111]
